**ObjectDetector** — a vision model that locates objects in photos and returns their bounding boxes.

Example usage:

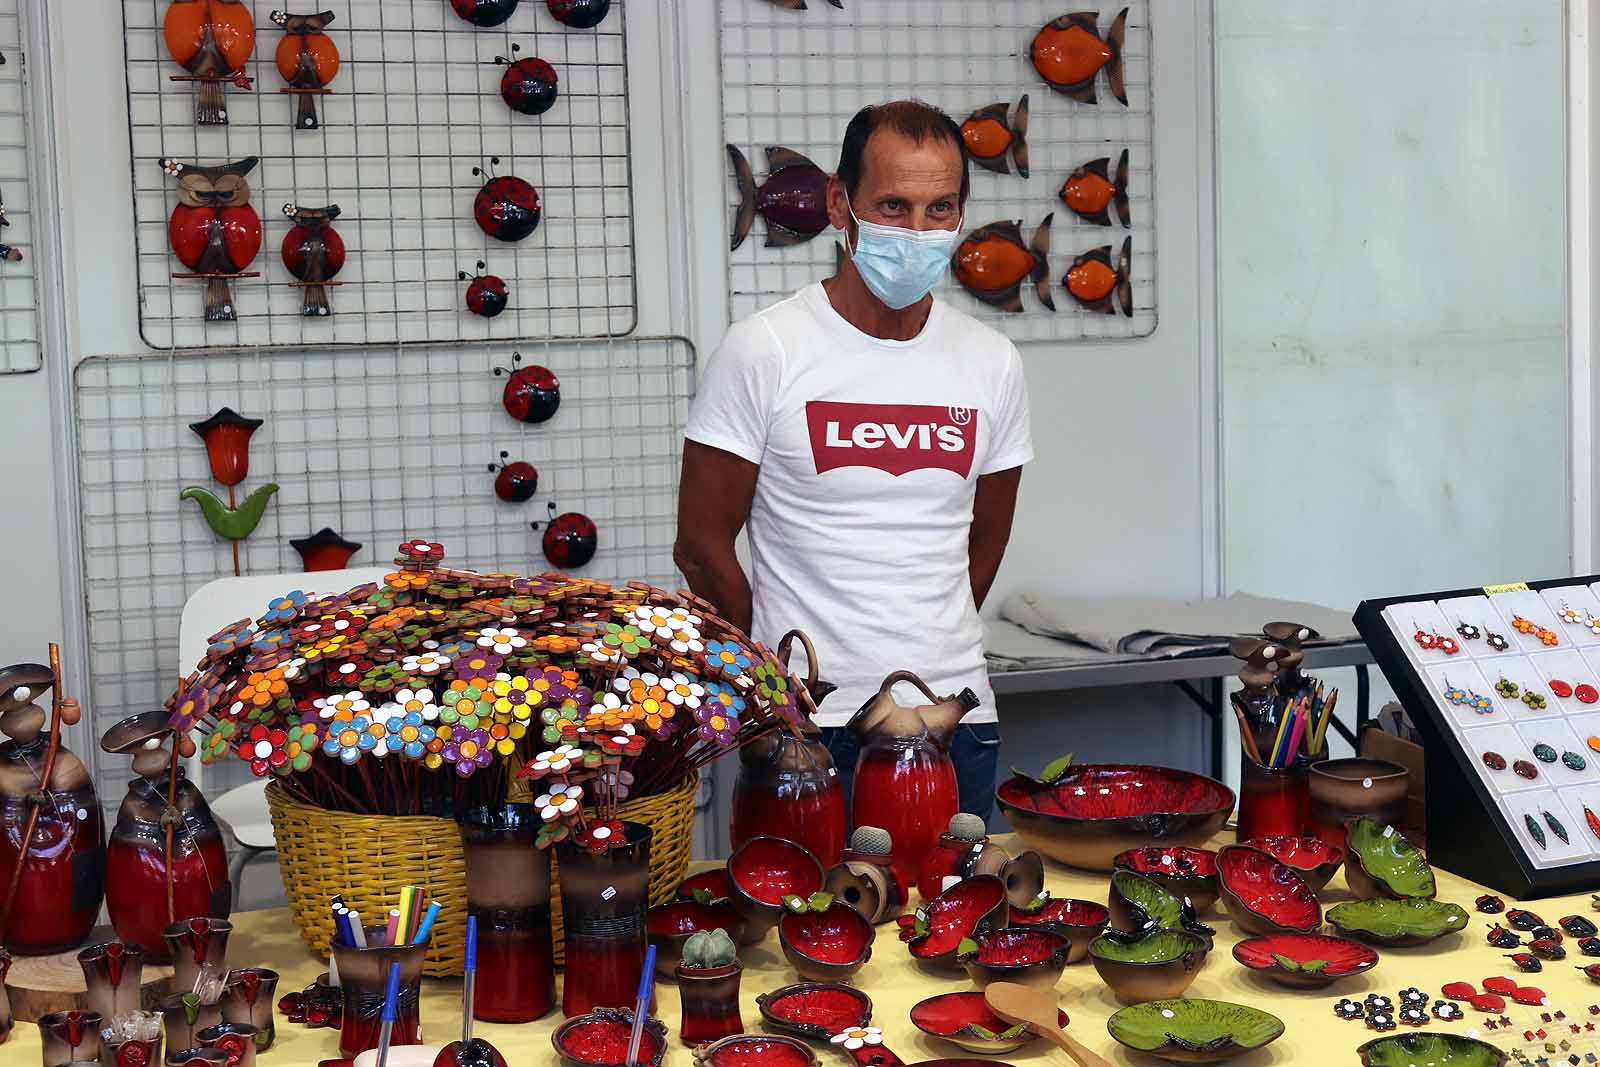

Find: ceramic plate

[1107,998,1284,1065]
[1346,817,1436,898]
[1231,932,1378,987]
[1356,1033,1509,1066]
[1327,898,1469,946]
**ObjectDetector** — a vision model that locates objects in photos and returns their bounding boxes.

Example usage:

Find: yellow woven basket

[266,772,699,977]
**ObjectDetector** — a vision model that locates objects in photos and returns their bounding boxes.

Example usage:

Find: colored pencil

[1231,699,1264,766]
[385,908,401,947]
[396,886,420,945]
[411,901,442,946]
[1312,688,1339,755]
[1284,705,1309,764]
[1267,701,1295,768]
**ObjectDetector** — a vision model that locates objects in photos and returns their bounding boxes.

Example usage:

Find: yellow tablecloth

[9,833,1600,1065]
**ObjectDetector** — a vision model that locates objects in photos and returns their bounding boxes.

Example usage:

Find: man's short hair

[837,99,970,206]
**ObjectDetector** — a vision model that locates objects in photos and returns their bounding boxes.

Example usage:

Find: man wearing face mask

[676,100,1032,822]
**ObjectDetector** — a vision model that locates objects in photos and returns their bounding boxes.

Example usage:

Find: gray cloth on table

[986,591,1359,668]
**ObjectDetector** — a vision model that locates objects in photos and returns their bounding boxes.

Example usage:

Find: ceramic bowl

[1308,758,1409,837]
[1107,998,1285,1065]
[1231,932,1379,989]
[902,875,1010,970]
[646,900,747,974]
[1108,870,1215,945]
[1089,929,1211,1004]
[779,902,875,982]
[1113,846,1220,912]
[1241,835,1345,892]
[756,983,873,1042]
[1007,897,1108,963]
[692,1034,819,1067]
[677,868,734,901]
[1343,816,1436,900]
[910,990,1067,1055]
[1327,898,1469,947]
[727,836,824,940]
[1356,1033,1509,1067]
[955,926,1072,990]
[1215,845,1321,936]
[996,764,1235,871]
[552,1008,668,1067]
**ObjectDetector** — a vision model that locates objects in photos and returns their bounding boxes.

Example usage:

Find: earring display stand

[1354,575,1600,899]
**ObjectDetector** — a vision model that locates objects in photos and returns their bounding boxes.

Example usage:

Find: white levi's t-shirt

[683,282,1033,727]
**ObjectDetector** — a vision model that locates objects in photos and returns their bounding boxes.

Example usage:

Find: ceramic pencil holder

[1235,751,1312,842]
[330,927,426,1058]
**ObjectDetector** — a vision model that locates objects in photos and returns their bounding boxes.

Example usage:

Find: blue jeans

[820,722,1002,826]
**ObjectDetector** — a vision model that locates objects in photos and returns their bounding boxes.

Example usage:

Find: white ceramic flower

[394,688,438,721]
[402,651,450,676]
[281,657,308,681]
[830,1028,882,1051]
[477,626,526,654]
[530,744,578,774]
[670,631,706,656]
[628,606,675,637]
[584,641,621,665]
[160,158,184,177]
[536,785,583,821]
[318,690,371,721]
[664,673,705,710]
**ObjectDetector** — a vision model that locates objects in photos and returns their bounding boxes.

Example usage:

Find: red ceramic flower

[188,407,264,487]
[290,528,362,571]
[238,723,289,776]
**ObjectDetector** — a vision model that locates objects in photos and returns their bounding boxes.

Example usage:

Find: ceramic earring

[1495,676,1520,699]
[1538,627,1560,647]
[1443,681,1469,705]
[1457,619,1481,640]
[1514,760,1539,780]
[1435,632,1461,655]
[1545,810,1570,845]
[1482,751,1507,770]
[1551,679,1575,699]
[1523,691,1548,710]
[1513,614,1539,635]
[1412,623,1438,650]
[1526,814,1548,848]
[1467,691,1494,714]
[1579,684,1600,705]
[1486,629,1511,652]
[1560,601,1585,625]
[1533,744,1558,763]
[1563,751,1587,772]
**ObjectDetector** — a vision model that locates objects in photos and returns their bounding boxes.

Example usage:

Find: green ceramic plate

[1113,869,1185,928]
[1348,817,1436,897]
[1357,1033,1509,1066]
[1327,898,1468,946]
[1108,999,1285,1064]
[1090,929,1205,964]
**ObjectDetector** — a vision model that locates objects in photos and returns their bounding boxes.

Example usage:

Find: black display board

[1355,576,1600,900]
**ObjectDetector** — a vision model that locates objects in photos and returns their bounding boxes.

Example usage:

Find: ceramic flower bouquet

[168,539,813,850]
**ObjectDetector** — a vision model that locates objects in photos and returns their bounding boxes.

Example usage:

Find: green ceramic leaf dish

[1108,999,1285,1065]
[1091,929,1202,964]
[1346,817,1436,899]
[1357,1033,1509,1066]
[1112,869,1185,928]
[1327,898,1468,946]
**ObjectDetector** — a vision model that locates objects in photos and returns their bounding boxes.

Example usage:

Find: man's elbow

[674,533,713,587]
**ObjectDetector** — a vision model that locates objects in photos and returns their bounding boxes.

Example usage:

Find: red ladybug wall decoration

[472,158,540,242]
[542,511,596,568]
[161,155,262,321]
[490,452,539,502]
[280,203,345,316]
[450,0,519,27]
[497,45,559,116]
[494,353,560,423]
[460,261,508,318]
[547,0,610,29]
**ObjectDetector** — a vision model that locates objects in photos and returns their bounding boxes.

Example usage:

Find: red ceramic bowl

[911,990,1068,1055]
[1242,836,1345,892]
[727,836,824,940]
[1007,898,1108,963]
[646,900,746,974]
[996,764,1235,871]
[677,868,734,901]
[553,1008,667,1067]
[757,982,873,1042]
[779,902,875,982]
[1216,845,1322,936]
[955,926,1072,991]
[903,875,1010,969]
[1113,846,1220,912]
[1232,932,1378,989]
[694,1034,818,1067]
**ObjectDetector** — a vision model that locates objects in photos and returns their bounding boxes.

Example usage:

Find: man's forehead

[857,129,963,191]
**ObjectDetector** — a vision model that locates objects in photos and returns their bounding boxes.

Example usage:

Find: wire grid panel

[0,0,41,373]
[720,0,1156,342]
[123,0,636,350]
[72,335,691,801]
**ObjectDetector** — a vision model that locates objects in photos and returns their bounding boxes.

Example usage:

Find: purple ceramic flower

[451,651,504,682]
[443,727,494,778]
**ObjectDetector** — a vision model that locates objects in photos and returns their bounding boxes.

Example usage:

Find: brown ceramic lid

[101,710,173,754]
[1262,621,1320,647]
[0,662,52,714]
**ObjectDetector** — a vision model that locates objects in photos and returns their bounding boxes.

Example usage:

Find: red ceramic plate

[1009,897,1109,928]
[1216,845,1322,932]
[1114,846,1218,878]
[1244,836,1345,871]
[996,764,1234,820]
[909,876,1008,960]
[1232,933,1378,977]
[911,990,1068,1036]
[780,904,873,964]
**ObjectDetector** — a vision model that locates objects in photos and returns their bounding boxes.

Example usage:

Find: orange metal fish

[1061,148,1129,227]
[960,95,1028,178]
[951,215,1054,314]
[1032,8,1127,106]
[1063,235,1131,316]
[164,0,256,125]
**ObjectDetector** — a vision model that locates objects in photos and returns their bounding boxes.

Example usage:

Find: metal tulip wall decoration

[182,407,278,576]
[270,9,339,130]
[163,0,256,126]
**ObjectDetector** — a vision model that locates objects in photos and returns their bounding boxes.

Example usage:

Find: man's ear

[825,173,853,234]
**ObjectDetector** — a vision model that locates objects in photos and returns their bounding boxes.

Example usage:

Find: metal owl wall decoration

[163,0,256,126]
[280,203,345,316]
[160,156,263,322]
[271,9,340,130]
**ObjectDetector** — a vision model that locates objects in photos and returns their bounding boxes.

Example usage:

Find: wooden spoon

[984,982,1114,1067]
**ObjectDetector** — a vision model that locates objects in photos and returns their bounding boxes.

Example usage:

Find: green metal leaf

[1039,752,1075,783]
[957,937,979,958]
[808,891,834,913]
[180,483,279,541]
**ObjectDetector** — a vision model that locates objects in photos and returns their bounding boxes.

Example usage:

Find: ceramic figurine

[497,45,559,116]
[0,655,104,955]
[540,510,597,570]
[490,453,539,503]
[960,95,1029,177]
[472,159,541,242]
[270,9,339,130]
[495,353,561,423]
[460,262,509,318]
[100,711,232,962]
[1031,8,1128,105]
[159,156,263,322]
[846,670,978,891]
[1061,149,1130,227]
[726,146,828,251]
[289,528,361,571]
[1063,236,1133,317]
[451,0,519,28]
[546,0,610,28]
[183,406,278,576]
[951,216,1054,313]
[280,203,345,316]
[916,813,994,900]
[164,0,256,125]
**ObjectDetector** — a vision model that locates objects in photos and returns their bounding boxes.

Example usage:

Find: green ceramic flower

[1108,999,1284,1060]
[1347,816,1436,898]
[753,660,791,707]
[1327,898,1468,945]
[1089,929,1205,964]
[1357,1033,1508,1067]
[601,623,648,657]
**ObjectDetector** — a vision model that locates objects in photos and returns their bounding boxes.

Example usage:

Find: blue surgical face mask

[847,199,963,310]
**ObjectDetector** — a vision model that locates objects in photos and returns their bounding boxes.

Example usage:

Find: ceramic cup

[103,1034,162,1067]
[38,1009,102,1066]
[1235,753,1313,841]
[160,993,222,1057]
[162,918,233,998]
[220,968,278,1050]
[77,940,146,1026]
[195,1022,257,1067]
[1308,758,1408,848]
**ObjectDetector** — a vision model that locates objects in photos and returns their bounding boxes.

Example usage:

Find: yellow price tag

[1483,582,1531,595]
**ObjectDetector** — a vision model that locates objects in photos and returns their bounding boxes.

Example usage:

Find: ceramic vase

[103,1033,162,1067]
[163,918,232,995]
[675,962,743,1045]
[458,803,556,1023]
[160,992,222,1055]
[221,967,278,1050]
[1308,758,1409,849]
[196,1022,258,1067]
[0,948,11,1045]
[731,725,847,869]
[1235,753,1313,841]
[38,1009,101,1065]
[330,927,425,1058]
[557,822,652,1017]
[77,940,144,1026]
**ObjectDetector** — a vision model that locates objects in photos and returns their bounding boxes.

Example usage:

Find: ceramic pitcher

[846,670,980,890]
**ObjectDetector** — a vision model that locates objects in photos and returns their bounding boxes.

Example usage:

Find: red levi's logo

[805,401,978,477]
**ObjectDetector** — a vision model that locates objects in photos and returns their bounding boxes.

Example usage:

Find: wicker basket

[265,772,699,977]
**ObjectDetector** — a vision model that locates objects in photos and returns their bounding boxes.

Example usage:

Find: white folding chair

[177,567,390,906]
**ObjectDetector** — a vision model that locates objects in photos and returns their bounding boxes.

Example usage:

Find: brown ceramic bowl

[955,926,1072,991]
[757,983,873,1041]
[646,899,747,974]
[779,902,875,982]
[1007,897,1109,963]
[552,1008,667,1067]
[1241,836,1345,892]
[903,875,1010,970]
[1113,846,1220,913]
[996,764,1235,871]
[692,1034,818,1067]
[1215,845,1321,937]
[1089,930,1211,1005]
[727,836,824,941]
[1308,759,1409,840]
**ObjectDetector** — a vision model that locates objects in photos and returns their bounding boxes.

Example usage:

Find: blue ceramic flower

[704,640,754,682]
[702,680,747,717]
[260,589,308,626]
[250,628,294,655]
